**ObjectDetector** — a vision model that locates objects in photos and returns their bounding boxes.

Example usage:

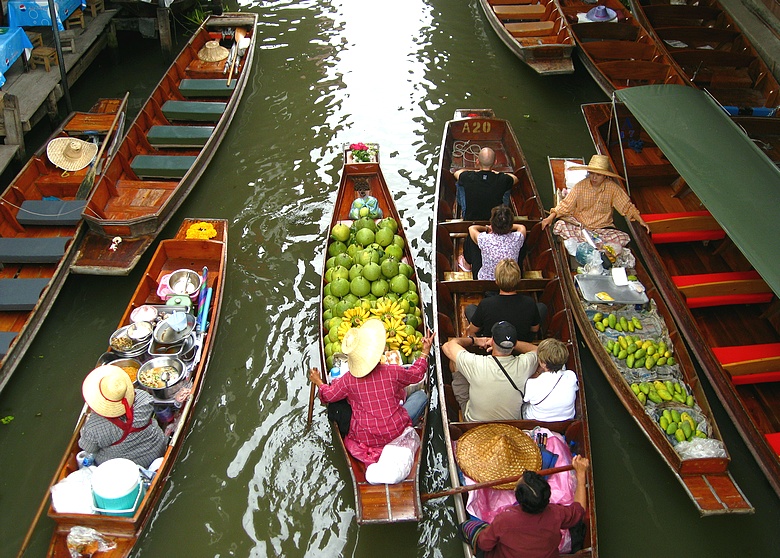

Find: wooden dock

[0,9,119,168]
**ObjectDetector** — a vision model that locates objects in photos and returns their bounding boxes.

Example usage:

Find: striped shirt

[552,178,640,230]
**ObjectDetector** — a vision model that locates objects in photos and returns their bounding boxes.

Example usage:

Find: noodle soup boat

[548,156,752,516]
[0,97,126,395]
[432,109,597,557]
[23,218,227,558]
[316,145,429,524]
[71,12,256,276]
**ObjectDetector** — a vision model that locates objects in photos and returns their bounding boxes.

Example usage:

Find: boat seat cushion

[0,331,17,357]
[507,21,555,37]
[178,79,236,98]
[147,125,214,148]
[494,5,546,21]
[0,236,71,263]
[671,271,774,308]
[16,200,87,226]
[130,155,197,179]
[0,278,49,311]
[161,100,226,122]
[643,211,726,244]
[712,343,780,385]
[766,433,780,455]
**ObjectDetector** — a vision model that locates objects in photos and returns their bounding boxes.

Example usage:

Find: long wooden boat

[548,156,752,515]
[582,83,780,499]
[432,110,597,556]
[0,97,126,394]
[317,144,429,524]
[71,12,257,276]
[479,0,575,75]
[35,218,227,557]
[555,0,688,95]
[630,0,780,114]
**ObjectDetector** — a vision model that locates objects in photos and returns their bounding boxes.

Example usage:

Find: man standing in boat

[453,147,518,273]
[541,155,651,247]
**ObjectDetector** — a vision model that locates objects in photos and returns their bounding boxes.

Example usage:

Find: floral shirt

[476,231,525,280]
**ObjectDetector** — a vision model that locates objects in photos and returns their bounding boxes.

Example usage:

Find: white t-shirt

[456,351,537,422]
[522,370,578,422]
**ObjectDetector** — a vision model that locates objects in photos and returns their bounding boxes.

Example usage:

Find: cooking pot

[152,313,196,345]
[137,357,187,400]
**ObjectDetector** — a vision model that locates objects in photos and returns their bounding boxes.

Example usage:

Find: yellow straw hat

[342,318,386,378]
[82,365,135,418]
[198,40,229,62]
[455,424,542,489]
[46,137,98,172]
[570,154,624,181]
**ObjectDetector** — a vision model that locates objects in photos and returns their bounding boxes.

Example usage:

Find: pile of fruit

[658,409,708,442]
[593,311,642,333]
[323,217,423,370]
[631,379,694,406]
[604,335,676,370]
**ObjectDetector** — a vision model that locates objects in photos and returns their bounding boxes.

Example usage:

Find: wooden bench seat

[178,79,236,98]
[16,200,87,226]
[147,126,214,148]
[0,278,49,311]
[0,236,71,263]
[161,100,226,122]
[0,331,18,357]
[643,211,725,244]
[494,5,546,21]
[712,343,780,385]
[130,155,197,179]
[672,270,774,308]
[765,432,780,455]
[507,21,555,37]
[599,60,673,83]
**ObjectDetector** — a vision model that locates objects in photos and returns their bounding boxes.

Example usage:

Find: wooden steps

[671,271,774,308]
[712,343,780,385]
[643,211,725,244]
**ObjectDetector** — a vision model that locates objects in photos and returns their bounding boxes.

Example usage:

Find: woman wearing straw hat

[308,319,435,465]
[78,365,167,468]
[541,154,650,247]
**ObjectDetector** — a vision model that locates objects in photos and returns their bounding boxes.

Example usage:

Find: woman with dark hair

[468,205,526,280]
[459,455,590,558]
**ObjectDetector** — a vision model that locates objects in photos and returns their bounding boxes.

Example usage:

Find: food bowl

[109,325,151,358]
[130,305,158,323]
[153,313,196,345]
[149,333,197,360]
[168,269,202,297]
[137,357,186,400]
[109,358,142,383]
[127,321,153,342]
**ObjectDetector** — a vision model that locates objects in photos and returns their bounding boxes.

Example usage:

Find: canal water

[2,1,779,556]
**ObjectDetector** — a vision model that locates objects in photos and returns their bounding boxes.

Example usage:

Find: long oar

[75,92,129,200]
[306,364,318,427]
[226,27,246,87]
[421,464,574,502]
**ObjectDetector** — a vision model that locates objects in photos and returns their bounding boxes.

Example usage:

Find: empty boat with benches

[71,12,257,275]
[581,84,780,499]
[0,97,125,394]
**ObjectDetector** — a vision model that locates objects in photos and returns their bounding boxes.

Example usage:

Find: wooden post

[2,93,26,160]
[157,7,173,60]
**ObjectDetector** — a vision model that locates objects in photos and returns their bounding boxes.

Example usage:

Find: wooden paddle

[226,27,246,87]
[421,463,574,502]
[306,364,318,427]
[75,92,129,200]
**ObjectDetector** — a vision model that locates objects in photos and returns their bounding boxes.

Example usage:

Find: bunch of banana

[593,312,643,333]
[605,335,676,370]
[631,380,695,406]
[372,298,404,321]
[657,409,708,443]
[400,334,423,357]
[383,316,408,350]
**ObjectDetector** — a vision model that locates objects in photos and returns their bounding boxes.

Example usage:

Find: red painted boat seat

[766,433,780,455]
[643,211,725,244]
[671,271,774,308]
[712,343,780,385]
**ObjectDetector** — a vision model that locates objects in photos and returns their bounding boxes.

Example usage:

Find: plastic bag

[575,243,603,274]
[66,526,116,558]
[674,437,727,460]
[365,426,420,485]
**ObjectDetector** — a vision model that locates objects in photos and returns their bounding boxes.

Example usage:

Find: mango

[595,322,605,332]
[626,343,638,354]
[608,314,617,329]
[620,316,629,329]
[615,323,623,332]
[665,380,675,393]
[667,357,676,366]
[626,355,635,369]
[686,395,694,407]
[639,383,650,395]
[618,350,628,360]
[635,357,646,369]
[673,393,686,404]
[662,409,672,422]
[635,348,646,360]
[593,312,603,323]
[658,388,672,401]
[660,416,669,430]
[612,343,620,357]
[673,382,682,394]
[638,392,647,405]
[671,409,681,423]
[606,340,614,351]
[647,390,661,404]
[631,383,640,395]
[646,357,656,370]
[696,430,707,439]
[674,428,686,443]
[656,357,667,367]
[666,421,678,435]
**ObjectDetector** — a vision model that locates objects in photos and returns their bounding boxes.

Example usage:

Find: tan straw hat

[198,40,229,62]
[46,137,98,172]
[455,424,542,489]
[82,365,135,418]
[342,318,386,378]
[570,154,624,181]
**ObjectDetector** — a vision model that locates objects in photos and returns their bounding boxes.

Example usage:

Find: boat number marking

[461,121,491,134]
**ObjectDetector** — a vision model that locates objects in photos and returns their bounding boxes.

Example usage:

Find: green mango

[666,421,678,435]
[674,428,686,443]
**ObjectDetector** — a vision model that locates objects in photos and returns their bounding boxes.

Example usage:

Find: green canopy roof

[615,85,780,297]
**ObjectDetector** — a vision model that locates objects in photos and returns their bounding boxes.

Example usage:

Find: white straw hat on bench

[47,137,98,172]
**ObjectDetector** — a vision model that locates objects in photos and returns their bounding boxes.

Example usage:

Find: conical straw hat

[569,154,624,180]
[46,137,98,172]
[198,40,229,62]
[342,318,386,378]
[82,365,135,418]
[455,423,542,489]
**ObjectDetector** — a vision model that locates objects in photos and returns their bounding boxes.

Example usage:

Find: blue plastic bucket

[91,458,145,517]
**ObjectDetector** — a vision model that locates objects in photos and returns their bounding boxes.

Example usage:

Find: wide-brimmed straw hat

[455,424,542,489]
[198,40,229,62]
[342,318,386,378]
[586,6,617,22]
[570,154,624,180]
[46,137,98,172]
[82,365,135,418]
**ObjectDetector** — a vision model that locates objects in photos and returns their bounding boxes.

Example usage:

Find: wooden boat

[0,97,126,394]
[630,0,780,114]
[432,109,597,556]
[317,144,429,524]
[478,0,575,75]
[71,12,257,276]
[548,156,752,515]
[555,0,688,95]
[581,83,780,499]
[37,218,227,557]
